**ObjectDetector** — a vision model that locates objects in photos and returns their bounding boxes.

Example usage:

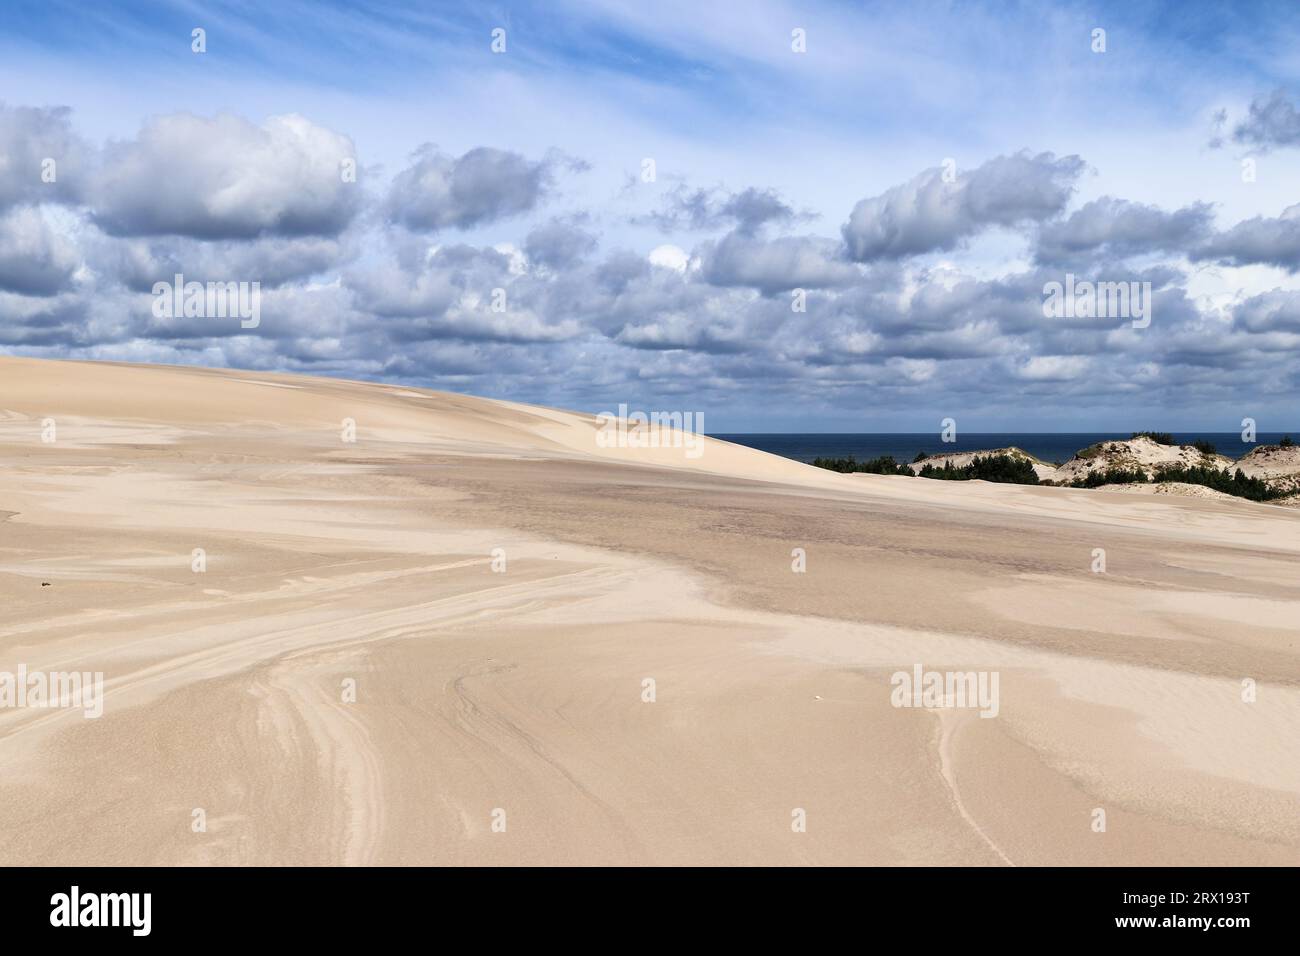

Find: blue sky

[2,0,1300,430]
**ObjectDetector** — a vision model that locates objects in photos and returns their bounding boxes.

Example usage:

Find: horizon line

[707,430,1299,436]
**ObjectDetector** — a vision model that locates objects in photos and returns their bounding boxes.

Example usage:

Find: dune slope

[1,357,1297,865]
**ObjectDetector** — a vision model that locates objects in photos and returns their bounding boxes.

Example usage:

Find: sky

[2,0,1300,431]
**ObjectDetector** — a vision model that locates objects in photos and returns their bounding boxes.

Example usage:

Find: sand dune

[905,447,1058,481]
[1237,443,1300,496]
[0,356,1297,865]
[1054,435,1234,483]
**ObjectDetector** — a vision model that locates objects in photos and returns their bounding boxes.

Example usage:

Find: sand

[0,356,1297,866]
[1237,444,1300,497]
[1054,435,1233,483]
[1096,481,1241,501]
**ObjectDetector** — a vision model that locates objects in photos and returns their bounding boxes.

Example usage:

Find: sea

[710,433,1296,466]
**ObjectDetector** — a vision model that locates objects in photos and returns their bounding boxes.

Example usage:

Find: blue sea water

[710,433,1297,466]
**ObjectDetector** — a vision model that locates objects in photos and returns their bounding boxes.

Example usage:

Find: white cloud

[648,244,689,272]
[92,113,361,239]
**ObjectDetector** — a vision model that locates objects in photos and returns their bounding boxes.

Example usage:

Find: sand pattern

[1,357,1297,865]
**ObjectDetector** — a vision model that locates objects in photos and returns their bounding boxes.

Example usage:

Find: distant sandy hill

[870,434,1300,502]
[905,447,1057,481]
[1235,442,1300,495]
[1052,435,1233,483]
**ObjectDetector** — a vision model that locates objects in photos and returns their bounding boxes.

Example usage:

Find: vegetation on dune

[1075,443,1106,460]
[1131,431,1176,445]
[1068,467,1149,488]
[812,452,1039,483]
[812,454,909,475]
[1070,464,1288,501]
[1252,436,1296,454]
[811,434,1296,501]
[1155,465,1287,501]
[917,454,1040,485]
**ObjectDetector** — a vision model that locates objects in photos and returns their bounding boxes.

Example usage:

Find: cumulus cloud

[1035,197,1213,264]
[562,253,769,352]
[3,97,1298,426]
[386,146,561,232]
[1224,89,1300,152]
[524,218,598,270]
[0,289,90,347]
[1231,289,1300,333]
[700,230,859,294]
[92,113,361,239]
[1193,202,1300,271]
[0,104,88,210]
[0,206,81,296]
[346,256,460,319]
[842,151,1085,261]
[91,235,353,292]
[135,281,356,344]
[346,243,581,343]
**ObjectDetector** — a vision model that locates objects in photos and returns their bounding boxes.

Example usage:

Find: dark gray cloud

[644,185,807,235]
[1231,289,1300,334]
[524,218,598,270]
[386,146,562,232]
[842,151,1085,261]
[699,230,859,294]
[1226,89,1300,152]
[0,291,90,346]
[593,250,651,293]
[1193,203,1300,271]
[92,235,352,292]
[0,104,88,210]
[1035,197,1213,264]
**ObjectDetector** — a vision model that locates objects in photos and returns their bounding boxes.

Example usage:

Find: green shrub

[812,455,910,475]
[1070,468,1149,489]
[812,455,858,473]
[917,454,1039,485]
[1281,435,1295,448]
[1192,439,1217,456]
[1153,464,1286,501]
[1072,463,1288,501]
